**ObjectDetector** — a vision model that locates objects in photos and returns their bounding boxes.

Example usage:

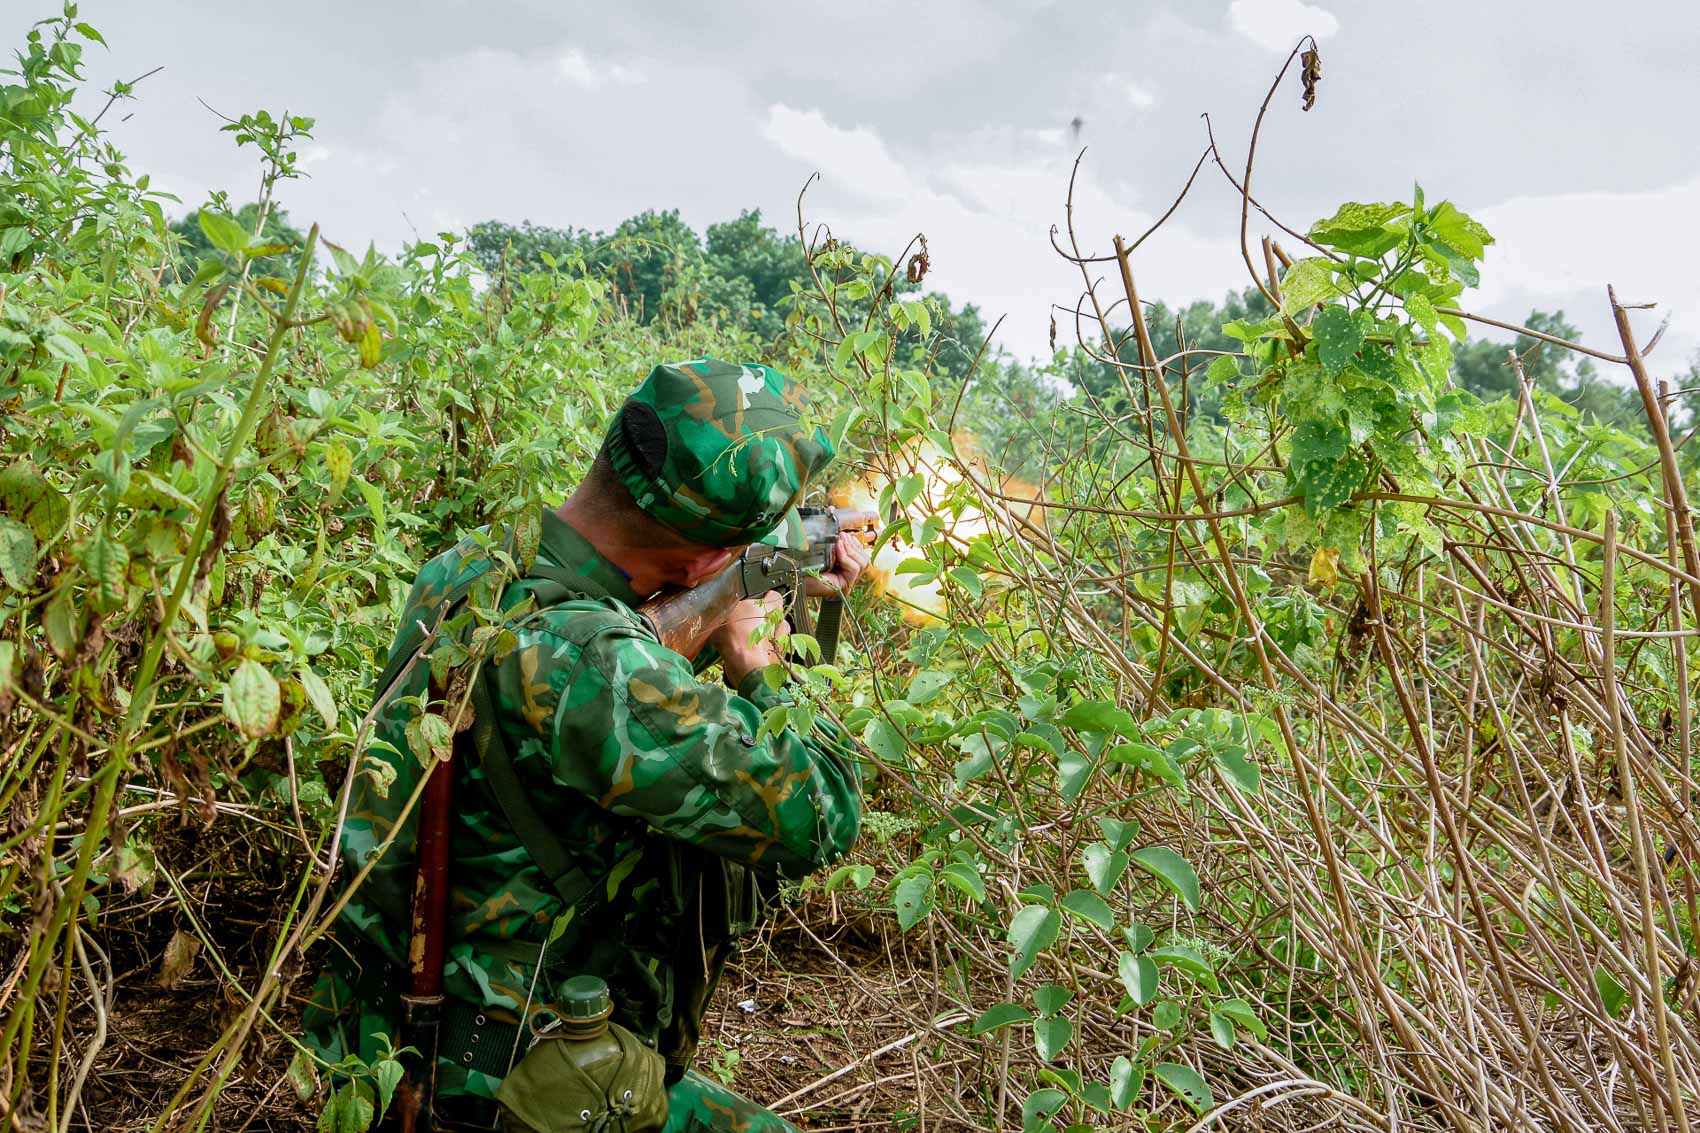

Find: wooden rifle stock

[393,686,460,1132]
[638,555,749,658]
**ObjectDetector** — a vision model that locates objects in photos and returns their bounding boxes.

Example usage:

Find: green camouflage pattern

[663,1070,799,1132]
[603,359,833,548]
[301,506,861,1108]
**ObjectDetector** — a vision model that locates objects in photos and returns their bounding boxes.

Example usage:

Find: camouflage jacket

[304,507,862,1097]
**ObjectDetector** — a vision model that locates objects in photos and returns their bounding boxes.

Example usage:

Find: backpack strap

[460,576,648,913]
[465,670,601,911]
[373,542,652,914]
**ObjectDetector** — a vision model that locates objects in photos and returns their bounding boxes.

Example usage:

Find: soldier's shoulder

[524,595,653,647]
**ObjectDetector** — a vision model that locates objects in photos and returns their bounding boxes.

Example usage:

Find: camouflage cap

[602,358,834,548]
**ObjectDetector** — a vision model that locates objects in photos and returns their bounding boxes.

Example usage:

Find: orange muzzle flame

[832,434,1037,625]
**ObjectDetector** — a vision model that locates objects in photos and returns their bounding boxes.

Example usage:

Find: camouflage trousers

[658,1070,798,1133]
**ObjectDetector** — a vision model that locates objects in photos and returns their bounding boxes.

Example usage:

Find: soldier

[303,359,869,1131]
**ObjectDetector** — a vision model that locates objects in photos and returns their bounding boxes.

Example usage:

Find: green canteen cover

[602,358,833,548]
[496,1021,668,1133]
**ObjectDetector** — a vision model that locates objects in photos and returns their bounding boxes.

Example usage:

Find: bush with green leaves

[5,10,1698,1133]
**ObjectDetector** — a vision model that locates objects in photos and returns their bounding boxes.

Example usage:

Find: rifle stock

[639,555,749,658]
[394,706,458,1132]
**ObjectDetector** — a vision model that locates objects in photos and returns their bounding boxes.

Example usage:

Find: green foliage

[8,9,1695,1131]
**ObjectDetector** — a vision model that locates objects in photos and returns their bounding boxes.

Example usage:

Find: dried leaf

[0,517,37,591]
[358,321,382,369]
[1308,545,1340,589]
[223,659,281,738]
[157,928,201,989]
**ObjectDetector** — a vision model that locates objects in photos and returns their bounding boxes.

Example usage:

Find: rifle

[639,505,878,662]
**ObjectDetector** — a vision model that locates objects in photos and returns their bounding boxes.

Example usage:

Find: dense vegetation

[5,8,1700,1132]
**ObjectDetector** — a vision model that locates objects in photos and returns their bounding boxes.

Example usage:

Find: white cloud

[556,48,641,89]
[759,105,1245,359]
[1117,80,1157,110]
[762,105,916,203]
[1472,174,1700,370]
[1227,0,1339,52]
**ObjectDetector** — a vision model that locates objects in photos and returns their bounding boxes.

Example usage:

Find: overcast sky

[14,0,1700,373]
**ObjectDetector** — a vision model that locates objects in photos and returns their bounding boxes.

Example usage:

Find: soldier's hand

[804,531,872,597]
[709,590,789,687]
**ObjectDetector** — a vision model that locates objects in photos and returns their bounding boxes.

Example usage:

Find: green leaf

[1279,258,1340,312]
[355,475,386,538]
[1289,416,1347,465]
[861,717,907,764]
[947,565,983,598]
[43,588,81,659]
[1097,816,1138,852]
[1129,847,1201,912]
[1008,904,1061,979]
[0,518,37,591]
[1209,1010,1236,1048]
[1153,1063,1213,1114]
[1118,951,1158,1006]
[44,333,87,373]
[223,660,281,739]
[1214,747,1261,794]
[298,667,338,731]
[1205,354,1240,385]
[907,669,952,705]
[1151,1000,1182,1030]
[198,210,251,255]
[1148,944,1214,978]
[1021,1088,1067,1133]
[323,1082,376,1133]
[1033,1016,1072,1062]
[1059,888,1114,930]
[1110,1056,1141,1109]
[371,1057,404,1119]
[1123,923,1155,952]
[1403,292,1439,336]
[893,874,934,931]
[1108,742,1186,790]
[1033,983,1072,1017]
[1312,306,1363,377]
[971,1002,1032,1034]
[939,861,985,903]
[1425,201,1493,260]
[1595,967,1628,1018]
[1287,417,1364,516]
[1059,699,1134,734]
[1082,842,1129,895]
[824,863,874,892]
[1309,200,1410,258]
[81,528,128,612]
[1214,998,1268,1041]
[406,711,453,765]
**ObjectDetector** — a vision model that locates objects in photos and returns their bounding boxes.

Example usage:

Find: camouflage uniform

[303,361,861,1131]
